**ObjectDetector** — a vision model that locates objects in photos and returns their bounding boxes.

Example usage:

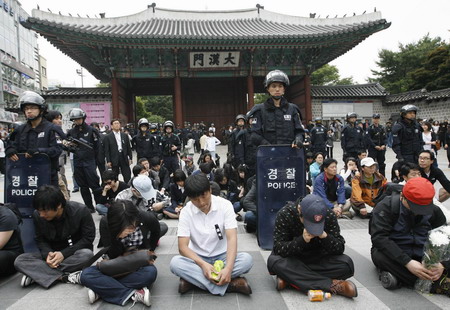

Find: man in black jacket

[14,185,95,289]
[267,194,357,298]
[104,119,133,183]
[418,150,450,202]
[370,177,448,291]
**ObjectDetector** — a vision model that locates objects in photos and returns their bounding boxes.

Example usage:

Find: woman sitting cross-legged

[80,200,158,306]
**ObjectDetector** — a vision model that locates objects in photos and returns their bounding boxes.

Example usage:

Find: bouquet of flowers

[415,226,450,293]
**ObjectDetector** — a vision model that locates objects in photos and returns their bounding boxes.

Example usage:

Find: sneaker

[236,214,243,222]
[61,271,82,284]
[21,275,34,287]
[380,271,399,290]
[131,287,151,307]
[87,289,100,304]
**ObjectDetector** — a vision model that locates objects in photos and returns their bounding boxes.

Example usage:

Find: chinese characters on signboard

[189,51,240,69]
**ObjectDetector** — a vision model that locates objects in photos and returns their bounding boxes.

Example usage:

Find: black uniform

[249,97,304,146]
[228,127,246,169]
[67,123,101,211]
[161,133,181,175]
[310,124,327,155]
[340,124,364,161]
[6,119,62,186]
[392,119,424,164]
[132,131,160,161]
[367,124,387,176]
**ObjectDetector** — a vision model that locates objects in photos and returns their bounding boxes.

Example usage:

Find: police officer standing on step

[341,112,364,162]
[392,105,424,164]
[249,70,304,148]
[161,120,181,175]
[228,114,247,169]
[310,117,327,156]
[366,114,387,176]
[5,91,62,186]
[132,118,153,161]
[67,108,101,213]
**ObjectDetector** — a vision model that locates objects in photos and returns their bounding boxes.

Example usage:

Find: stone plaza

[0,143,449,310]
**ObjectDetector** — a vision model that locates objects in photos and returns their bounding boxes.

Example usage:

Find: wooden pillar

[174,76,183,125]
[111,77,119,118]
[247,75,255,110]
[304,75,312,122]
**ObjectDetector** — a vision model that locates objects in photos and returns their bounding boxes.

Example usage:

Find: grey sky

[22,0,450,89]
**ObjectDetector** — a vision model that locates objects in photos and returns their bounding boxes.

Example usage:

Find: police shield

[257,145,305,249]
[5,154,51,252]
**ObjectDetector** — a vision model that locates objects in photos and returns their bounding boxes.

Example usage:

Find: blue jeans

[244,211,257,231]
[80,265,157,306]
[96,204,108,216]
[344,185,352,200]
[233,201,242,213]
[170,252,253,296]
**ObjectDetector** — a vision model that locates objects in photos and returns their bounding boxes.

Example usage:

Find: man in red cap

[267,194,358,298]
[370,177,449,293]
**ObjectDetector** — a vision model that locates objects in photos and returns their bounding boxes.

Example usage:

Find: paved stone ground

[1,143,449,309]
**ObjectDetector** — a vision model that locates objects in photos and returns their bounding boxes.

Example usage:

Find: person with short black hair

[80,200,157,306]
[150,156,170,193]
[104,119,133,183]
[166,170,188,219]
[14,185,95,288]
[170,174,253,295]
[96,170,129,216]
[267,194,357,298]
[0,205,23,277]
[418,150,450,202]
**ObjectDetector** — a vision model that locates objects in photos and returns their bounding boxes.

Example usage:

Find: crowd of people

[1,68,450,306]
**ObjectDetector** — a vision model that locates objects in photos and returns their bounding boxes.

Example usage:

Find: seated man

[241,178,257,233]
[96,170,129,216]
[14,185,95,288]
[418,150,450,202]
[313,158,352,219]
[170,174,253,295]
[81,200,157,306]
[351,157,387,218]
[165,169,188,219]
[370,177,449,292]
[0,205,23,277]
[150,156,170,194]
[267,194,357,298]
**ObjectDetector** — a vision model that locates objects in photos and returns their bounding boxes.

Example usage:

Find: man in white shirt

[170,174,253,295]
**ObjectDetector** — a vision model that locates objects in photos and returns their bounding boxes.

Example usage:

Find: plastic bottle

[308,290,331,302]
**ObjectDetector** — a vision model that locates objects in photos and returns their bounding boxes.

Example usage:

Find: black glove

[293,137,303,148]
[5,148,18,158]
[26,148,39,156]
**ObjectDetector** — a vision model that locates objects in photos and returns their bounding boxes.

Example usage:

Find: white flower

[429,231,450,247]
[439,225,450,237]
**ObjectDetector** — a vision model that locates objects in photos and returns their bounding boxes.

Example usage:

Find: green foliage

[135,95,172,122]
[96,82,111,87]
[369,35,445,93]
[254,93,269,104]
[409,44,450,91]
[310,64,354,86]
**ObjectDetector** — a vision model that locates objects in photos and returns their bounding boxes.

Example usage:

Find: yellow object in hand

[211,260,225,282]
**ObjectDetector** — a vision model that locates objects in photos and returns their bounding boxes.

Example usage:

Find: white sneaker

[62,271,82,284]
[21,275,34,287]
[131,287,151,307]
[87,289,100,304]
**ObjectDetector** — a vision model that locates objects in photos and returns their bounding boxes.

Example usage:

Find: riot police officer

[132,118,158,161]
[161,120,181,175]
[249,70,304,148]
[310,117,327,156]
[341,112,364,161]
[228,114,247,169]
[366,113,387,176]
[67,108,101,213]
[392,104,424,164]
[5,91,62,186]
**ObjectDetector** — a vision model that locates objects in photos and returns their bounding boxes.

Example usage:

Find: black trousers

[267,253,354,292]
[112,154,131,184]
[163,156,180,176]
[371,248,417,288]
[368,148,386,176]
[0,250,20,277]
[343,151,359,162]
[74,162,101,210]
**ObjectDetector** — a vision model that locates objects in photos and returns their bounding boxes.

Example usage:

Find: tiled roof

[385,89,429,104]
[311,83,387,98]
[25,8,389,41]
[427,88,450,101]
[43,88,111,97]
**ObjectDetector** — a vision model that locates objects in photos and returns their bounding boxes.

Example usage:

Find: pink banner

[80,102,111,126]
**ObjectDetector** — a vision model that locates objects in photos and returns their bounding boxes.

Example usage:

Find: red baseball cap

[402,177,435,215]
